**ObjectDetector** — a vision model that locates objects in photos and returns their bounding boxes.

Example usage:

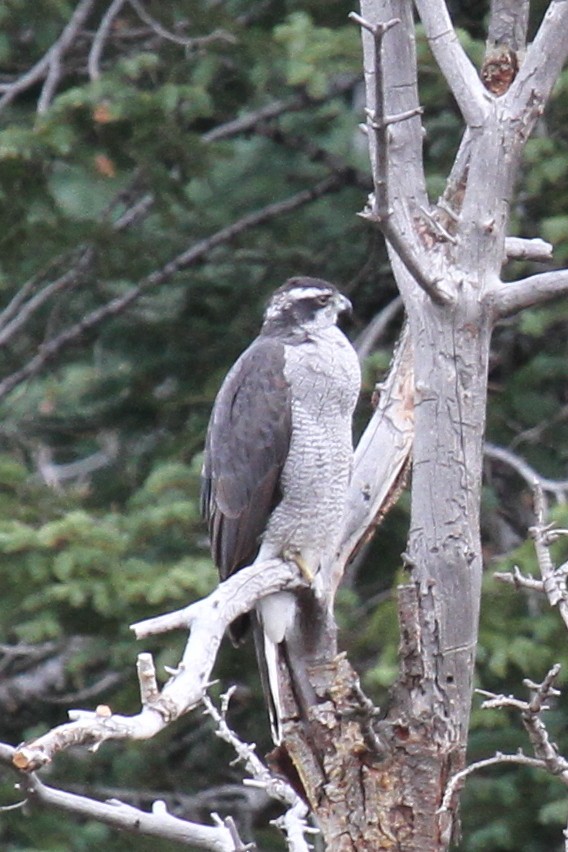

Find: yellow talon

[283,548,315,583]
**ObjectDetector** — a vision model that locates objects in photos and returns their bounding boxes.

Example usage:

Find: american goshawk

[201,277,361,737]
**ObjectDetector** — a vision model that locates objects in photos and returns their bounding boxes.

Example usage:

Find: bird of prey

[201,277,361,737]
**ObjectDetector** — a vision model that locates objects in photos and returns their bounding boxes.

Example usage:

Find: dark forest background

[0,2,567,849]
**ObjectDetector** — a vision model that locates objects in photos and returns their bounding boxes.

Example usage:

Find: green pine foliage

[0,2,567,849]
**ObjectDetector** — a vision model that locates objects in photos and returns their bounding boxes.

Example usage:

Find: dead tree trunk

[330,2,568,849]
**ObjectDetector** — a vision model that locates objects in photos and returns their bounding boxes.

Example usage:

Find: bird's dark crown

[261,277,349,339]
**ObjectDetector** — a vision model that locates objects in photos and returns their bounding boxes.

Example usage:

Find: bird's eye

[315,293,331,306]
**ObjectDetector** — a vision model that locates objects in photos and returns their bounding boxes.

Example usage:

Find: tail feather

[252,606,317,745]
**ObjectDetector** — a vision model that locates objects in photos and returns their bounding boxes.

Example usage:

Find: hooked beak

[335,292,353,316]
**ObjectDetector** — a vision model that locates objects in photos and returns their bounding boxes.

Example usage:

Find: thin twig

[0,191,153,350]
[203,76,360,143]
[439,752,548,813]
[442,665,568,813]
[485,443,568,503]
[203,691,314,852]
[0,741,235,850]
[253,124,371,191]
[353,295,403,361]
[494,565,544,593]
[479,666,568,779]
[530,486,568,629]
[0,248,95,349]
[0,0,97,113]
[128,0,235,49]
[88,0,129,81]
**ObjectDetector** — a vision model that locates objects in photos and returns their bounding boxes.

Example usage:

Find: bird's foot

[283,548,315,584]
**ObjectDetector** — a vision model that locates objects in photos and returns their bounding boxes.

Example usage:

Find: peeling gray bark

[325,1,568,849]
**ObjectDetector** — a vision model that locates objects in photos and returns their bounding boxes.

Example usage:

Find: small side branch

[485,443,568,503]
[530,487,568,630]
[0,0,97,114]
[12,560,305,771]
[487,269,568,320]
[204,690,314,852]
[495,484,568,628]
[0,742,237,851]
[504,237,553,264]
[479,665,568,780]
[88,0,128,81]
[439,751,551,814]
[506,0,568,118]
[442,665,568,814]
[0,174,344,403]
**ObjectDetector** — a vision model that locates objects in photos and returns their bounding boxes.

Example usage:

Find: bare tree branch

[0,249,95,349]
[495,484,568,625]
[485,443,568,502]
[33,433,119,490]
[487,0,529,53]
[442,665,568,816]
[0,174,344,402]
[127,0,235,49]
[336,321,413,579]
[505,1,568,116]
[11,559,306,771]
[414,0,489,125]
[88,0,129,81]
[353,294,403,360]
[487,268,568,320]
[0,0,97,114]
[253,124,372,191]
[0,189,153,345]
[439,751,551,815]
[493,565,544,593]
[530,486,568,630]
[203,76,360,143]
[479,665,568,779]
[0,742,238,851]
[0,636,121,713]
[511,403,568,449]
[504,237,553,264]
[204,690,314,852]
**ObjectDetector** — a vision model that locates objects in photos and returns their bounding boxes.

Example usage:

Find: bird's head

[261,277,352,337]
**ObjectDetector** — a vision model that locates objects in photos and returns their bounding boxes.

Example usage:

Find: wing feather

[201,336,291,581]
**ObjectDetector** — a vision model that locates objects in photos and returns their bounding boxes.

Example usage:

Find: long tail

[252,609,317,745]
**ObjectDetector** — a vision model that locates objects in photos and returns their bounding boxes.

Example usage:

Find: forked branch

[441,665,568,817]
[11,560,306,772]
[0,740,250,851]
[414,0,488,125]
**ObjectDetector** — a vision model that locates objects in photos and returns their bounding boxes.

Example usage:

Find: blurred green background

[0,1,567,849]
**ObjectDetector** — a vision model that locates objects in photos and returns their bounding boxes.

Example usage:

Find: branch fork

[11,559,307,772]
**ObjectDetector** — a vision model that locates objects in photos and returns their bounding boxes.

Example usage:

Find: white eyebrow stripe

[285,286,331,301]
